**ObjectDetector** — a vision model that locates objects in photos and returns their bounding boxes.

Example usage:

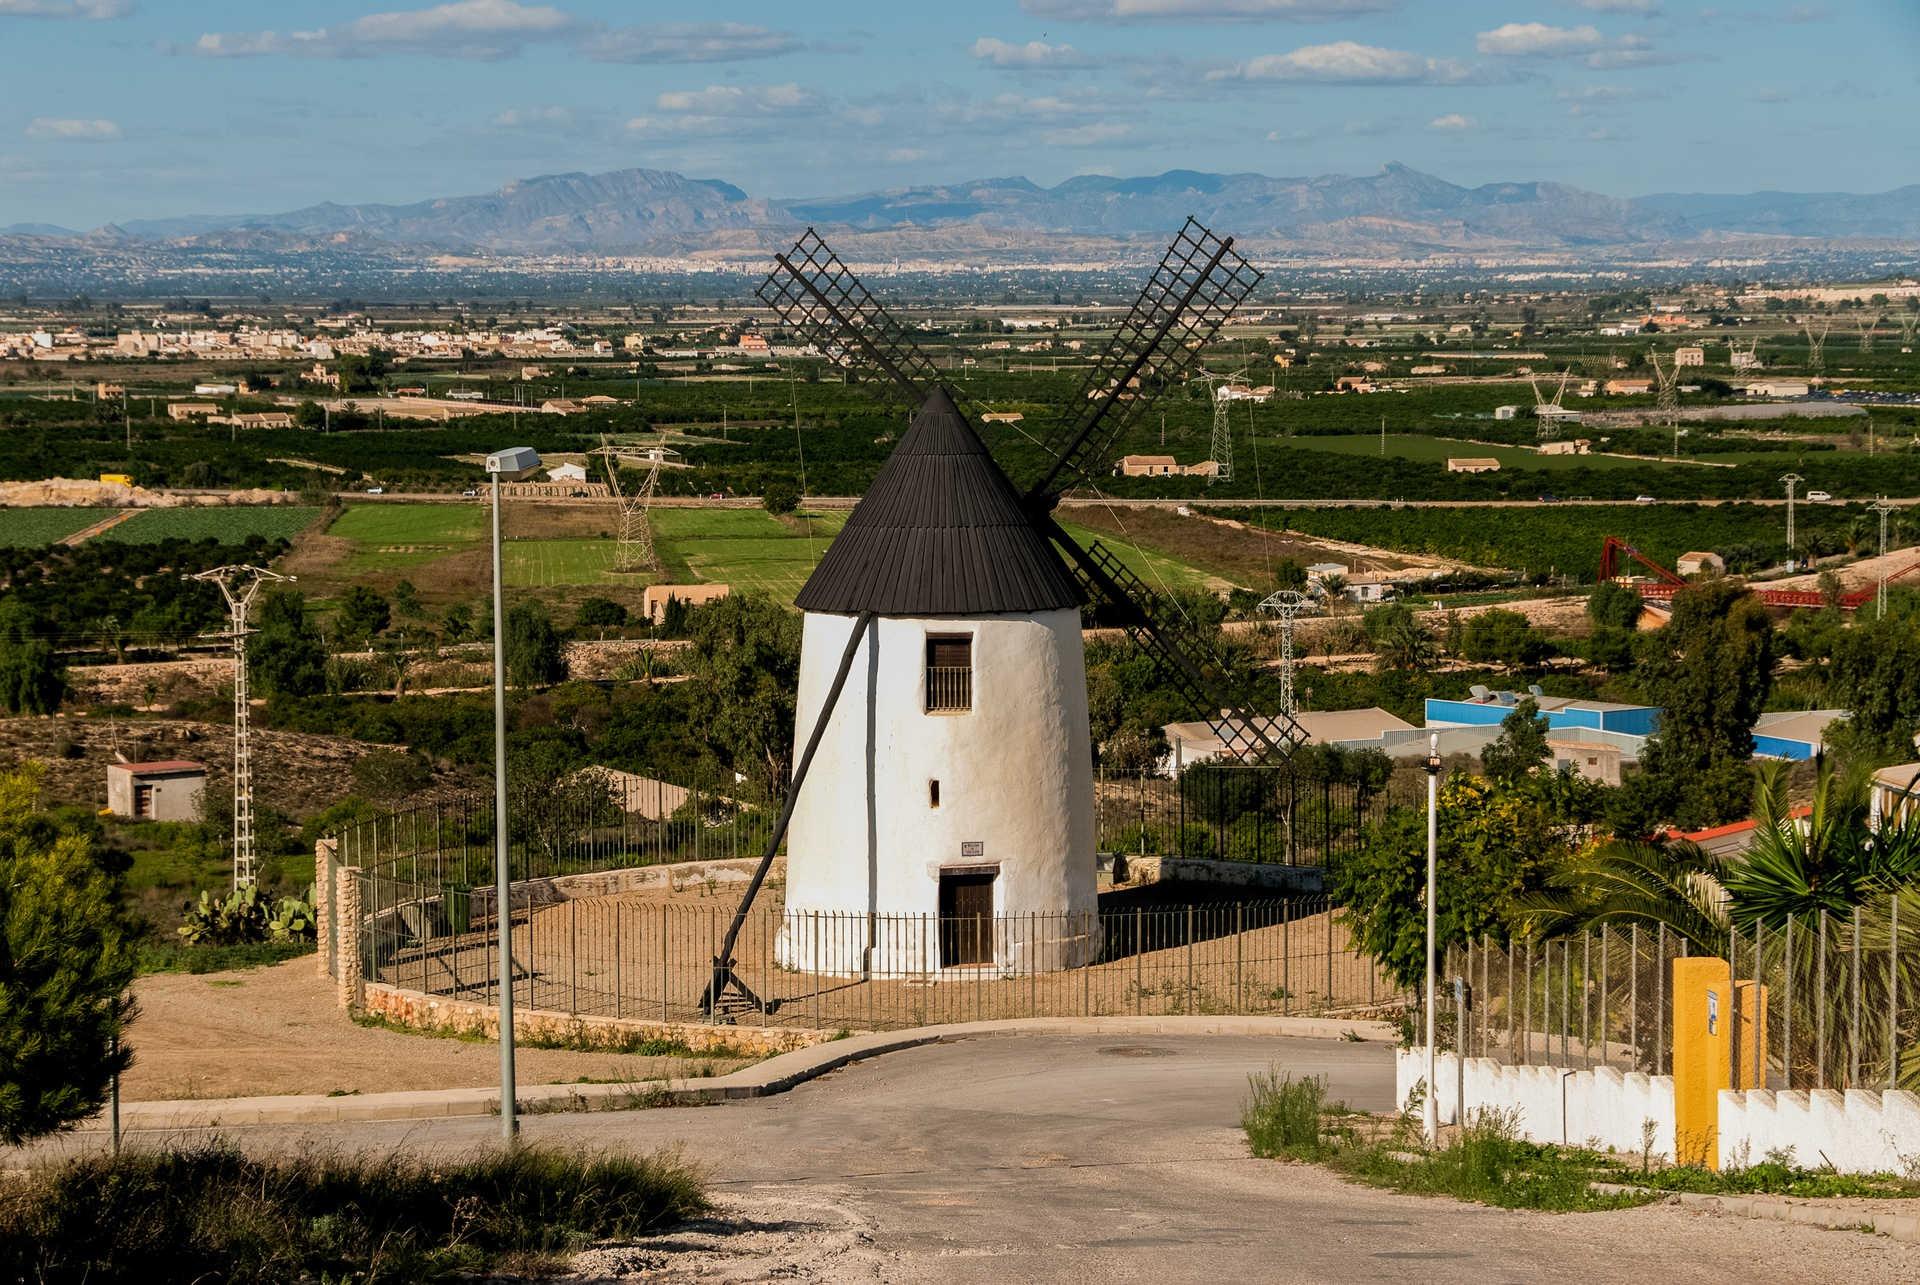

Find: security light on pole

[485,445,539,1143]
[1425,731,1441,1147]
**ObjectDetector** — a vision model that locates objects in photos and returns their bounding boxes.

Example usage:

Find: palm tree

[1516,838,1729,952]
[1374,615,1438,674]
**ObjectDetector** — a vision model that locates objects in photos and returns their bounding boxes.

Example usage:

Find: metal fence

[1437,910,1919,1092]
[1096,762,1384,868]
[350,889,1401,1032]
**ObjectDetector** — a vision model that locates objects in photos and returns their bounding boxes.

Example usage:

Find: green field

[328,504,486,575]
[0,507,118,546]
[96,507,323,544]
[1293,434,1703,474]
[651,508,850,599]
[503,538,626,588]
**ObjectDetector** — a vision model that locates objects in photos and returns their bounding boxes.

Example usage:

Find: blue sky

[3,0,1916,228]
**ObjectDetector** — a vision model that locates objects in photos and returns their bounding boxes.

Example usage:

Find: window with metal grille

[925,635,972,712]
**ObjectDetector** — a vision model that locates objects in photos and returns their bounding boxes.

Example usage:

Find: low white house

[106,760,206,822]
[545,461,589,483]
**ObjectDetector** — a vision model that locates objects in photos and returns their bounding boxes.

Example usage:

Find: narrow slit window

[929,779,941,807]
[925,634,972,712]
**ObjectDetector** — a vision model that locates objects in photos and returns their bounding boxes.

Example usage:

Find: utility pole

[1380,413,1386,457]
[188,565,293,889]
[1871,496,1899,619]
[1780,473,1805,556]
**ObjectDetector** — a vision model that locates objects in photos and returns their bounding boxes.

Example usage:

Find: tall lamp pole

[1424,731,1441,1146]
[484,446,541,1143]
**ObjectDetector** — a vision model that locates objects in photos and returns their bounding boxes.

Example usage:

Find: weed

[0,1141,704,1283]
[1241,1071,1332,1161]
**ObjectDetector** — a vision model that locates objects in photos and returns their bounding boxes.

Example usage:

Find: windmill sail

[756,228,943,401]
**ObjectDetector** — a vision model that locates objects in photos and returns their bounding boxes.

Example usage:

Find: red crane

[1599,536,1920,612]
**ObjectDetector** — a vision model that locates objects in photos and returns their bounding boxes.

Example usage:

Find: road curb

[87,1014,1394,1132]
[1593,1182,1920,1243]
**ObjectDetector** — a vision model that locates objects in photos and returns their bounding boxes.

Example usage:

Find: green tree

[761,481,800,516]
[1617,581,1776,832]
[1459,609,1548,669]
[681,593,802,800]
[504,601,566,687]
[1827,595,1920,762]
[0,764,137,1144]
[335,585,391,646]
[248,588,326,699]
[0,601,64,715]
[574,597,628,634]
[1481,698,1550,783]
[1334,775,1576,990]
[1586,580,1642,631]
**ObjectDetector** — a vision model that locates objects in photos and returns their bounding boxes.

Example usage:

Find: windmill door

[938,867,996,967]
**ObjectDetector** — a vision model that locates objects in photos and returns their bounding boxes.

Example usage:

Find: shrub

[0,764,136,1143]
[1241,1070,1330,1160]
[0,1142,706,1283]
[177,884,316,946]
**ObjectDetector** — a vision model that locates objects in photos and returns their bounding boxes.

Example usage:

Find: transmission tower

[1729,338,1761,371]
[1257,589,1314,718]
[1780,473,1805,555]
[1804,319,1831,374]
[591,437,666,571]
[188,564,292,889]
[1870,496,1900,619]
[1899,313,1919,352]
[1529,368,1573,440]
[1859,315,1880,354]
[1650,351,1681,430]
[1197,366,1247,484]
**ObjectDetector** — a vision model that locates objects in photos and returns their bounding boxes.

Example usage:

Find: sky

[3,0,1917,229]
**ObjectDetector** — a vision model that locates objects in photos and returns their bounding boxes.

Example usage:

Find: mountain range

[8,163,1920,261]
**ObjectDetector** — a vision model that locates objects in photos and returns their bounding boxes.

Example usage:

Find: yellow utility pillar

[1672,956,1732,1169]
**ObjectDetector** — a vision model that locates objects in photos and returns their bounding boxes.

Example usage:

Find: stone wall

[1113,854,1325,896]
[361,982,830,1057]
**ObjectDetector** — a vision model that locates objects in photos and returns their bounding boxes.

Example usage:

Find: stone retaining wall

[1112,854,1324,896]
[362,982,832,1057]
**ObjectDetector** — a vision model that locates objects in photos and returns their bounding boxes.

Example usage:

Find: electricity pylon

[591,437,665,571]
[1859,315,1880,353]
[1198,367,1247,484]
[1804,319,1831,374]
[1650,351,1681,430]
[1780,473,1805,554]
[1257,589,1314,718]
[188,564,293,888]
[1870,496,1899,619]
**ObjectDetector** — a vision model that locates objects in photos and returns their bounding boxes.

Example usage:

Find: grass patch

[136,939,315,976]
[101,507,323,545]
[349,1010,761,1061]
[1242,1067,1920,1210]
[0,507,119,547]
[0,1141,704,1283]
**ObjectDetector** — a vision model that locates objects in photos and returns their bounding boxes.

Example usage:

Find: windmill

[1529,368,1574,440]
[1196,365,1248,484]
[698,220,1295,1016]
[590,435,667,572]
[1804,318,1832,374]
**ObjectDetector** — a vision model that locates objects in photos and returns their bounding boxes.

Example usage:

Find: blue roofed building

[1424,687,1660,739]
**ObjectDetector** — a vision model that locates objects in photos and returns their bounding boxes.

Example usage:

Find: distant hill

[14,162,1920,261]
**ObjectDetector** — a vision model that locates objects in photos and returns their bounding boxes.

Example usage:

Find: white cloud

[0,0,129,17]
[1428,113,1476,131]
[1041,121,1132,145]
[25,116,121,141]
[1022,0,1395,19]
[190,0,573,60]
[1476,22,1604,57]
[885,147,927,163]
[588,23,800,63]
[492,105,575,128]
[1209,41,1475,85]
[969,37,1093,69]
[1568,0,1659,12]
[626,83,821,138]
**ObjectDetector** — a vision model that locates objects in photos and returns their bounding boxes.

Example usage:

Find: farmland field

[1054,519,1234,593]
[650,508,849,599]
[97,506,323,544]
[0,507,118,546]
[326,503,486,576]
[1291,434,1704,473]
[503,538,627,588]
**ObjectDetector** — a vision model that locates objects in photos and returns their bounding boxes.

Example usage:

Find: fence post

[1134,907,1143,1015]
[335,866,364,1009]
[571,897,579,1017]
[1522,939,1533,1065]
[1582,931,1592,1069]
[1656,924,1667,1076]
[1851,906,1862,1089]
[614,905,623,1021]
[660,903,669,1024]
[1816,909,1828,1090]
[812,911,822,1031]
[1235,903,1244,1014]
[1185,906,1195,1015]
[1325,906,1334,1008]
[1890,896,1901,1091]
[1784,916,1795,1090]
[1282,909,1291,1015]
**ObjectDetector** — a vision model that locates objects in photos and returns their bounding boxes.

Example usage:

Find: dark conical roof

[794,387,1084,616]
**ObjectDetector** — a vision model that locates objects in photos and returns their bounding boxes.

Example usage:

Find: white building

[779,389,1097,976]
[545,461,589,483]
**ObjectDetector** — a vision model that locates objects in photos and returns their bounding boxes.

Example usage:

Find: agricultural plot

[503,539,627,589]
[1293,434,1694,473]
[326,503,486,576]
[98,506,323,544]
[0,507,118,547]
[650,508,848,600]
[1054,519,1235,594]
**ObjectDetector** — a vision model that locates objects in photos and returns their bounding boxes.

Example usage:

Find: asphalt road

[52,1032,1920,1283]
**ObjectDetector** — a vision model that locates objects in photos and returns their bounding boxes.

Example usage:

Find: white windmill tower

[777,388,1097,975]
[697,223,1294,1013]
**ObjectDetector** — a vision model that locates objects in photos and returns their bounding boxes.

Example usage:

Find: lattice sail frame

[1027,218,1263,503]
[756,228,942,399]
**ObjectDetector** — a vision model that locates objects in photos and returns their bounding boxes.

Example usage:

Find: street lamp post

[1425,731,1441,1147]
[484,446,541,1143]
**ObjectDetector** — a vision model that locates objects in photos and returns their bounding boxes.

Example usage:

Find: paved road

[60,1032,1920,1282]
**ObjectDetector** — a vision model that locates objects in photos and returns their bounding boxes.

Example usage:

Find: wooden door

[939,868,996,967]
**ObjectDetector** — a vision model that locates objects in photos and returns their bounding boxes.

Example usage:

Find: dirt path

[120,957,754,1101]
[60,508,137,544]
